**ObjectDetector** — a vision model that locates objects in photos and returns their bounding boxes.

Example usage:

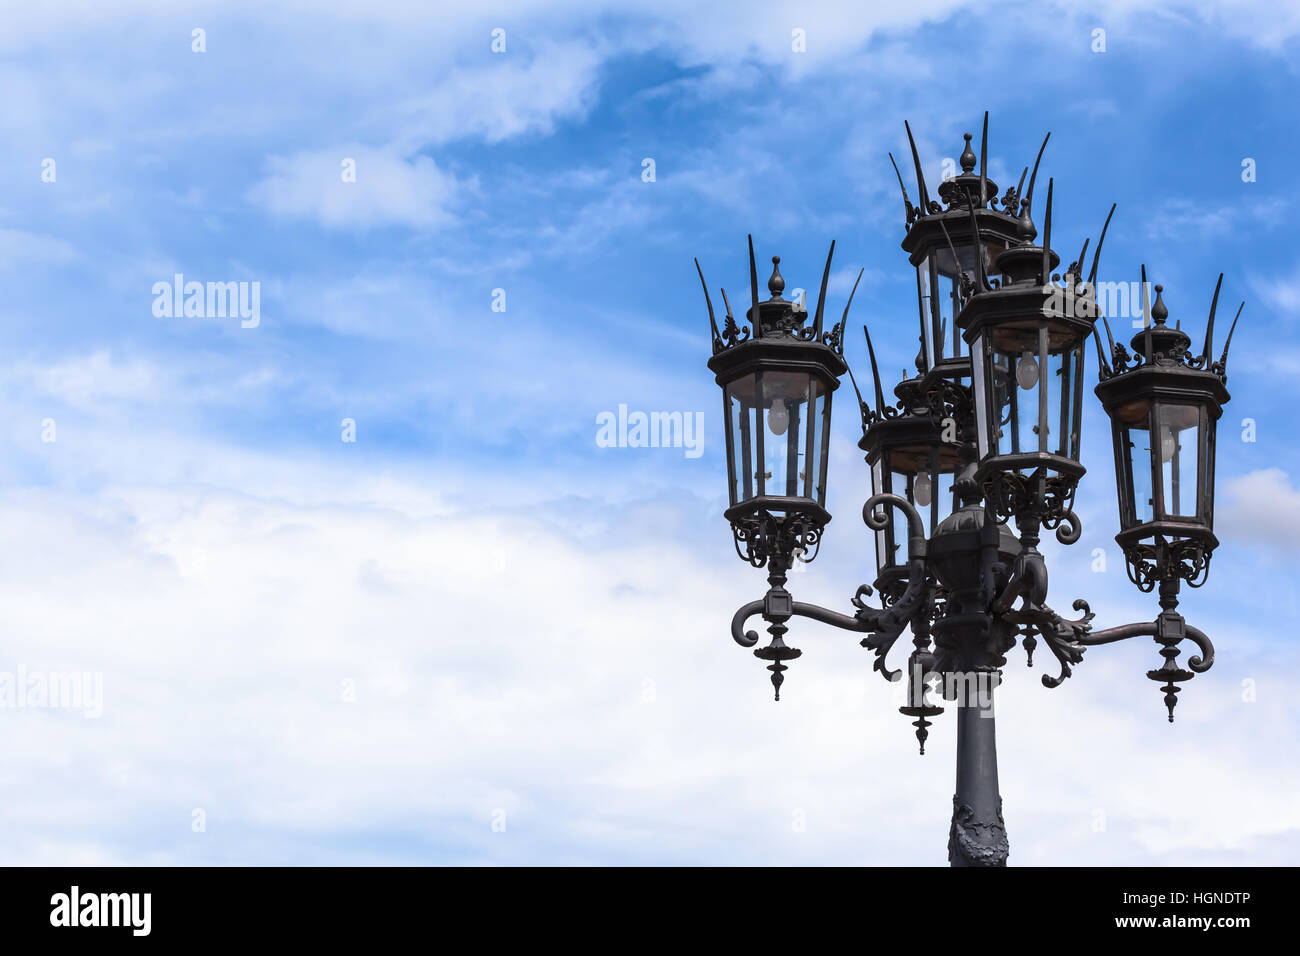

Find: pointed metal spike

[1140,264,1149,324]
[1140,265,1154,362]
[695,258,721,346]
[905,121,931,213]
[1202,273,1224,364]
[747,235,760,336]
[812,240,835,338]
[1015,166,1028,200]
[720,287,735,323]
[1101,312,1117,363]
[1219,301,1244,367]
[1090,321,1111,377]
[1025,132,1051,213]
[978,111,988,208]
[845,358,865,412]
[1042,179,1054,284]
[845,361,867,436]
[863,324,886,415]
[936,217,969,296]
[834,267,864,354]
[888,151,913,223]
[963,200,989,292]
[1073,237,1090,285]
[1088,203,1117,286]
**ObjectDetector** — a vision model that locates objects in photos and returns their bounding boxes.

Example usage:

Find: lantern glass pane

[871,458,887,572]
[1204,409,1217,527]
[970,333,990,457]
[804,378,829,502]
[989,336,1042,458]
[760,371,813,500]
[1157,403,1202,519]
[916,258,938,370]
[888,464,910,566]
[1045,344,1082,459]
[1122,420,1155,524]
[933,261,967,362]
[817,385,833,505]
[725,376,759,504]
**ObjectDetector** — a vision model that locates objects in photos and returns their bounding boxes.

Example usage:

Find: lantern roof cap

[1094,269,1242,390]
[1128,283,1192,358]
[747,255,809,336]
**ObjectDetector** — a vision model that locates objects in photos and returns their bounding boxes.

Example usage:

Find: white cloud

[10,351,162,408]
[383,42,604,152]
[1251,261,1300,316]
[0,426,1293,864]
[248,146,465,230]
[1218,468,1300,549]
[1144,197,1286,240]
[0,228,77,269]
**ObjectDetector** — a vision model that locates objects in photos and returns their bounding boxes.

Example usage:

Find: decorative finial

[1017,198,1036,242]
[914,715,931,755]
[1152,283,1168,326]
[768,661,787,701]
[767,256,785,299]
[1160,680,1180,722]
[754,624,801,701]
[960,132,976,173]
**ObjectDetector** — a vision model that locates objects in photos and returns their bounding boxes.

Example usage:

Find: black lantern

[958,181,1101,529]
[895,114,1035,376]
[700,239,852,568]
[698,238,860,698]
[1094,273,1239,591]
[856,327,973,598]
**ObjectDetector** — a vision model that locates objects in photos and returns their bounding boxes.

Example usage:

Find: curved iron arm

[730,599,765,648]
[729,493,932,658]
[1080,619,1214,673]
[863,492,925,549]
[997,588,1217,709]
[730,586,909,648]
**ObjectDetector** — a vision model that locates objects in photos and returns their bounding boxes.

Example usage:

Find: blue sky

[0,0,1297,865]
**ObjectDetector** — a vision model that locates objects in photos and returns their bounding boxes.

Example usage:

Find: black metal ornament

[696,115,1238,865]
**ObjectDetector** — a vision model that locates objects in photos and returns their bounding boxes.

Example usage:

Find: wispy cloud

[248,146,467,230]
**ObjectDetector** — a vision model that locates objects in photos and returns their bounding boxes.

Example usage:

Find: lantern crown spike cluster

[698,112,1236,734]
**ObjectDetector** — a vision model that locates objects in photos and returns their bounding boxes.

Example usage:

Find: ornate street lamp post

[695,115,1242,866]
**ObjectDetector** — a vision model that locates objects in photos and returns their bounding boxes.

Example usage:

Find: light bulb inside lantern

[1160,431,1177,463]
[914,471,932,507]
[768,399,789,436]
[1016,350,1039,390]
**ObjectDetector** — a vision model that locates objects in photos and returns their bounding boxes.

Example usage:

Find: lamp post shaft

[949,681,1008,866]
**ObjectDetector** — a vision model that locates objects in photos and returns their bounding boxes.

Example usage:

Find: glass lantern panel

[1157,403,1202,519]
[1122,421,1155,524]
[1045,343,1082,459]
[888,465,910,566]
[1204,408,1217,527]
[918,445,943,536]
[805,379,829,503]
[916,258,939,371]
[725,377,760,504]
[934,262,967,362]
[970,333,990,457]
[987,328,1042,459]
[870,458,888,572]
[760,371,813,500]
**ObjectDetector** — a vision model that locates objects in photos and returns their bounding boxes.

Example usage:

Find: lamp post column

[950,658,1007,867]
